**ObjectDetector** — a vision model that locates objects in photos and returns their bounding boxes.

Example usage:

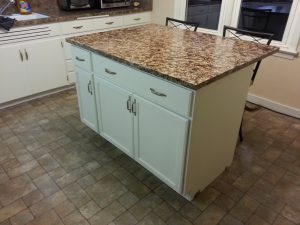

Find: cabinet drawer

[72,47,92,72]
[94,16,123,30]
[61,19,94,35]
[93,54,193,117]
[123,12,151,26]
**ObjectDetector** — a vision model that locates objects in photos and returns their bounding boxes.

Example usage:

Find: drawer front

[94,16,123,30]
[93,54,193,117]
[123,12,151,26]
[72,47,92,72]
[61,19,94,35]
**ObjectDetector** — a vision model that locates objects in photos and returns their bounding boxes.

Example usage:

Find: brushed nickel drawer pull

[73,26,83,29]
[127,96,132,113]
[150,88,167,97]
[75,56,85,62]
[105,22,114,25]
[134,18,141,21]
[105,68,117,75]
[19,50,23,62]
[24,49,29,60]
[132,99,137,116]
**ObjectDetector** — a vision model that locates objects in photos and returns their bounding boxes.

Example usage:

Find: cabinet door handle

[134,18,141,21]
[105,68,117,75]
[150,88,167,97]
[19,50,23,62]
[87,80,93,95]
[105,22,114,25]
[73,26,83,29]
[132,99,137,116]
[24,49,29,60]
[75,56,85,62]
[127,96,132,113]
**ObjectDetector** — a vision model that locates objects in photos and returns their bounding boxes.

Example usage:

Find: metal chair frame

[223,25,274,142]
[166,17,199,32]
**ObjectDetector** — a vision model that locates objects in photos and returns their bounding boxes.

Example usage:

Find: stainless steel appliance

[99,0,131,9]
[57,0,95,10]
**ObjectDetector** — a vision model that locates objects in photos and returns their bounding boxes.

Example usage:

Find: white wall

[152,0,176,25]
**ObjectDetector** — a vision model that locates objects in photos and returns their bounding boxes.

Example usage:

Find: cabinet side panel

[183,66,253,198]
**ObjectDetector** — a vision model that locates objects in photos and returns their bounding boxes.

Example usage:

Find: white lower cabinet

[94,77,134,157]
[0,44,32,104]
[134,95,189,192]
[75,67,98,133]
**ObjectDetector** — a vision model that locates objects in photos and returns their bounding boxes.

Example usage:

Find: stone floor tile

[84,161,101,172]
[30,191,67,216]
[37,153,60,172]
[213,194,236,212]
[9,209,34,225]
[230,195,259,223]
[159,188,188,211]
[7,160,39,178]
[254,205,277,224]
[125,181,151,199]
[0,175,36,206]
[63,183,91,208]
[232,172,259,193]
[54,200,76,218]
[245,214,270,225]
[180,203,201,221]
[280,205,300,224]
[273,216,296,225]
[89,201,126,225]
[129,193,162,220]
[55,167,88,188]
[26,166,46,180]
[194,204,226,225]
[77,174,96,189]
[210,180,244,202]
[0,220,11,225]
[62,210,90,225]
[26,210,61,225]
[0,200,26,223]
[192,187,220,211]
[166,213,192,225]
[33,174,59,197]
[86,175,127,208]
[114,211,137,225]
[153,202,176,222]
[219,214,243,225]
[118,192,139,209]
[48,167,66,180]
[79,201,101,219]
[143,175,163,190]
[22,190,44,207]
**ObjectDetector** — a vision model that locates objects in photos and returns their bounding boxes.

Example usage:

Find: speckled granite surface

[67,24,279,90]
[3,0,152,27]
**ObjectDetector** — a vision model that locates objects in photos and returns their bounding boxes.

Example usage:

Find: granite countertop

[5,0,152,28]
[67,24,278,90]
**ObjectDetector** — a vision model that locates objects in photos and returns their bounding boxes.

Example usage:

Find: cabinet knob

[24,49,29,60]
[132,99,137,116]
[150,88,167,97]
[19,50,23,62]
[105,22,114,25]
[105,68,117,75]
[134,18,141,21]
[127,96,132,113]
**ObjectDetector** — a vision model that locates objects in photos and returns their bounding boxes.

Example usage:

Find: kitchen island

[67,24,278,200]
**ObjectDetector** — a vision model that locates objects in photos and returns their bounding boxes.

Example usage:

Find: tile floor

[0,89,300,225]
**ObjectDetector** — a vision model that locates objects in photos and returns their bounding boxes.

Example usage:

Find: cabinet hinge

[61,41,64,48]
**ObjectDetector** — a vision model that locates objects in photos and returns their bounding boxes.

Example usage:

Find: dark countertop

[67,24,278,90]
[4,0,152,28]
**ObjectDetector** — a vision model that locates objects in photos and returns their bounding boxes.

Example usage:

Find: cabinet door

[75,67,98,133]
[94,77,134,157]
[134,95,189,192]
[24,38,68,94]
[0,44,32,104]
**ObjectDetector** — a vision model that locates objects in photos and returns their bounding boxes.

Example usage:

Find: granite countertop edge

[66,39,279,90]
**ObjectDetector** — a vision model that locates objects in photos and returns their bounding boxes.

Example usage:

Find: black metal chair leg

[239,121,244,142]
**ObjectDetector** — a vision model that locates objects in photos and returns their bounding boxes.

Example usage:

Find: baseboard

[0,85,75,110]
[247,93,300,119]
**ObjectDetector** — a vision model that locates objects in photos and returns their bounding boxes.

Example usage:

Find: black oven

[99,0,131,9]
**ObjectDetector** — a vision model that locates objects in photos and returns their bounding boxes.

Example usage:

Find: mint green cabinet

[133,95,189,192]
[75,67,98,133]
[94,77,134,157]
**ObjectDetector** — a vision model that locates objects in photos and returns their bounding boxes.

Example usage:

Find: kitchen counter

[67,23,278,90]
[5,0,152,28]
